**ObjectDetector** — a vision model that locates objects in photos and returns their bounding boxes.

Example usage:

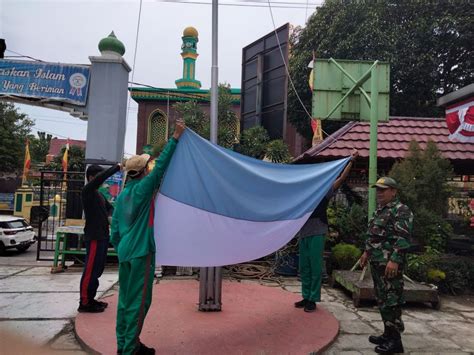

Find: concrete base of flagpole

[75,279,339,354]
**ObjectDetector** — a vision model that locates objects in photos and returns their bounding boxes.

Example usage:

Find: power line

[154,0,321,8]
[266,0,336,140]
[5,49,44,62]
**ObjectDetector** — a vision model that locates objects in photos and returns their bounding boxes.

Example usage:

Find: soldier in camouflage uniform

[360,177,413,354]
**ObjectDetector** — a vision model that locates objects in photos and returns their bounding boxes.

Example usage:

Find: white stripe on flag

[155,193,311,267]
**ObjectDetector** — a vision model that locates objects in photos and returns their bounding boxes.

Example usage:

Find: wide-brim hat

[125,154,150,177]
[371,177,399,189]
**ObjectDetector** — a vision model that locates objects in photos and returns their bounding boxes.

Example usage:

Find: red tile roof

[295,117,474,162]
[48,138,86,157]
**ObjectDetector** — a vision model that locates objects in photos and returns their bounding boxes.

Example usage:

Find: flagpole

[199,0,222,312]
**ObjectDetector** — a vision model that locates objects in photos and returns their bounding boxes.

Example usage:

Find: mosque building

[130,27,241,154]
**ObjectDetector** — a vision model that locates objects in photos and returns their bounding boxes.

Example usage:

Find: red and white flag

[445,99,474,143]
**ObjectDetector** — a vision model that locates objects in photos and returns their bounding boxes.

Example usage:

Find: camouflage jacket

[365,198,413,264]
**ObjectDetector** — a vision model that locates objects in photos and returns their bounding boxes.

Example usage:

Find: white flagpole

[199,0,222,311]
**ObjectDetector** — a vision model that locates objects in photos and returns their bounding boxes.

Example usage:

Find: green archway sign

[311,58,390,218]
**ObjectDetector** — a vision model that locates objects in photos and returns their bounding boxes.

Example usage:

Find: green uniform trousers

[299,234,325,302]
[370,261,405,335]
[116,253,155,354]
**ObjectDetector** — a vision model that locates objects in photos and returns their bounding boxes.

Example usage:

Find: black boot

[375,329,404,354]
[369,325,389,345]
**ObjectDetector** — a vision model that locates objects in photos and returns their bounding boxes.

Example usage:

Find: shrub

[406,247,441,282]
[407,250,474,295]
[264,139,293,163]
[432,255,474,295]
[327,201,367,249]
[332,243,362,270]
[389,140,453,251]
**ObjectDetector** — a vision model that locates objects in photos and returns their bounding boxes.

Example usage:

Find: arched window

[147,111,168,145]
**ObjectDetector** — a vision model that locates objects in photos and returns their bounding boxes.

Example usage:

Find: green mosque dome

[98,31,126,56]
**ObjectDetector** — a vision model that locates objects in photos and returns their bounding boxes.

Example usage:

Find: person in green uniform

[360,177,413,354]
[110,121,186,355]
[294,149,358,312]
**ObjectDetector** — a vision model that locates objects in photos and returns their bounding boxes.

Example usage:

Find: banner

[0,59,90,106]
[446,99,474,143]
[154,129,349,267]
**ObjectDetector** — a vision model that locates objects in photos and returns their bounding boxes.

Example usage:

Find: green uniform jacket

[365,197,413,264]
[110,138,178,262]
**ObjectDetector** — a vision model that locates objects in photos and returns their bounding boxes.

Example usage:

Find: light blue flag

[155,129,349,266]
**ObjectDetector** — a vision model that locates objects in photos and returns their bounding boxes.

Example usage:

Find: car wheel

[0,242,5,256]
[16,245,30,252]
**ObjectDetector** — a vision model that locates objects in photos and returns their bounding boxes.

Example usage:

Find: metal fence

[36,171,85,261]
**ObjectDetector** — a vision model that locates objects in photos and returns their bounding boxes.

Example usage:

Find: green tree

[288,1,473,139]
[173,83,238,149]
[264,139,293,163]
[236,126,270,159]
[0,102,34,172]
[47,145,85,172]
[30,131,52,163]
[389,140,453,250]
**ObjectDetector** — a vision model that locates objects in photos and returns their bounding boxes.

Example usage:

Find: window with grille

[148,111,168,145]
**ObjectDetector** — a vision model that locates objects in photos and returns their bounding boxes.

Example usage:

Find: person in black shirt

[78,164,120,313]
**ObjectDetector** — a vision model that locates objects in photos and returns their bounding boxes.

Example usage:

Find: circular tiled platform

[76,279,339,354]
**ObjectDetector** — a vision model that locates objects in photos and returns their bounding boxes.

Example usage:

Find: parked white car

[0,215,36,255]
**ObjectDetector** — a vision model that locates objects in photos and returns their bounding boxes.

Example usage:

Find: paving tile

[16,267,57,276]
[327,334,375,350]
[403,334,460,350]
[441,298,474,312]
[0,274,118,292]
[49,332,83,350]
[320,302,359,320]
[283,285,301,293]
[449,335,474,352]
[0,293,80,318]
[339,320,376,334]
[406,310,464,322]
[460,312,474,320]
[0,320,69,345]
[0,266,30,277]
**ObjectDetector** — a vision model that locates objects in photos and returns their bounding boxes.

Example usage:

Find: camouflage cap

[372,177,399,189]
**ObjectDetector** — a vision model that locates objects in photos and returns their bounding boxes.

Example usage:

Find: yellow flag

[22,140,31,185]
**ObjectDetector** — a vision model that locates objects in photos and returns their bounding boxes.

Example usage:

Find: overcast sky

[1,0,322,155]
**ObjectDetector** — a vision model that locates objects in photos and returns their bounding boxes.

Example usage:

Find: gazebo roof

[294,117,474,163]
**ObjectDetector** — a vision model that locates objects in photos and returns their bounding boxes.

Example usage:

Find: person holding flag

[78,161,121,313]
[110,120,186,355]
[294,149,358,312]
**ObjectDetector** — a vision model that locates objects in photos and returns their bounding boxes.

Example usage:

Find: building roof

[295,117,474,162]
[48,138,86,157]
[130,87,241,104]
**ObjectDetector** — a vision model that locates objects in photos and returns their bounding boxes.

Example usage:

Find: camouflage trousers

[370,261,405,335]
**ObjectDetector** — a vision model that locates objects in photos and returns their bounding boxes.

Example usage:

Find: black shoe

[294,299,307,308]
[136,342,155,355]
[93,299,108,308]
[375,338,404,354]
[77,302,105,313]
[304,301,317,312]
[369,334,389,345]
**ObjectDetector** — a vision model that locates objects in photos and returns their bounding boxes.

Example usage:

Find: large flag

[445,99,474,142]
[154,129,350,267]
[21,139,31,185]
